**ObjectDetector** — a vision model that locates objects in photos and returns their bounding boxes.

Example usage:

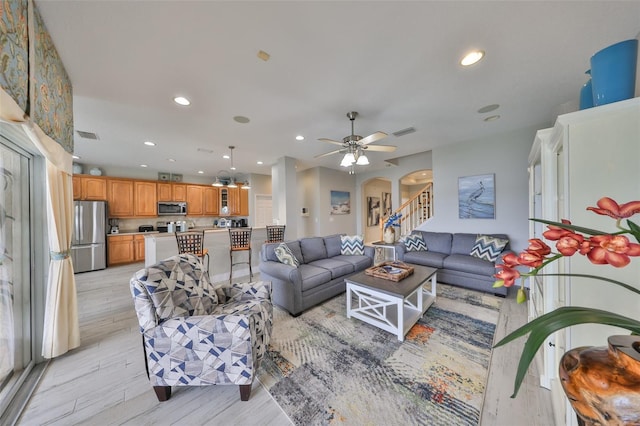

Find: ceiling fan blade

[318,138,345,146]
[359,131,387,145]
[314,148,343,159]
[362,144,397,152]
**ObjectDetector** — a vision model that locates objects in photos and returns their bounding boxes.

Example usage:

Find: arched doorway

[400,169,432,205]
[361,177,391,243]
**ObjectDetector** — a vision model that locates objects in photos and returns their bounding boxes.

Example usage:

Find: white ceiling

[35,1,640,180]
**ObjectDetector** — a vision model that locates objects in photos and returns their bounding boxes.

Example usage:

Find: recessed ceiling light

[233,116,250,124]
[477,104,500,114]
[230,166,236,171]
[296,135,304,141]
[484,115,501,122]
[257,161,263,165]
[223,154,230,159]
[173,96,190,106]
[168,158,176,162]
[144,141,156,146]
[72,155,80,159]
[460,50,485,66]
[140,164,148,168]
[257,50,271,61]
[197,170,204,174]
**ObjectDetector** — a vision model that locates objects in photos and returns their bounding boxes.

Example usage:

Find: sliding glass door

[0,133,35,416]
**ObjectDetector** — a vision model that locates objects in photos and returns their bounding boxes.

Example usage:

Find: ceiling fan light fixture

[356,153,369,165]
[341,152,355,167]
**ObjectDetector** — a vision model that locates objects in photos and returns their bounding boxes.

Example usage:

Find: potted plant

[493,197,640,423]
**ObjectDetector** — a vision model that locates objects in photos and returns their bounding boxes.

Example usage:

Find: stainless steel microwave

[158,202,187,216]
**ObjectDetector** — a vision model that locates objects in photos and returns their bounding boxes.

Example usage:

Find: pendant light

[229,146,236,170]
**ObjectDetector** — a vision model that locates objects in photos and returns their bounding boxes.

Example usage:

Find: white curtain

[40,161,79,357]
[1,87,79,358]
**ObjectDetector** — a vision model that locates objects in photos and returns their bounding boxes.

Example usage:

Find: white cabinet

[530,97,640,426]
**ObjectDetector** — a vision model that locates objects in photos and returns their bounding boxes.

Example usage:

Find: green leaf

[529,218,608,236]
[493,307,640,398]
[493,280,505,288]
[627,219,640,243]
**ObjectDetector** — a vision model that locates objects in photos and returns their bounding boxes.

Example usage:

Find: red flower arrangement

[492,197,640,397]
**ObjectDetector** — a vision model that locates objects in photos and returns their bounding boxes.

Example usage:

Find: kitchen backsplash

[116,216,247,233]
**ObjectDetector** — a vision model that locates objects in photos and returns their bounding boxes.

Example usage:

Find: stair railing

[379,182,433,241]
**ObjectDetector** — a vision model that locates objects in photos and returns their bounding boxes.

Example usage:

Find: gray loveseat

[395,231,513,296]
[259,235,374,316]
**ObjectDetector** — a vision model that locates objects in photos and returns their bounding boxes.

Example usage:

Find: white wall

[425,125,539,252]
[297,168,317,237]
[248,173,271,227]
[295,166,357,238]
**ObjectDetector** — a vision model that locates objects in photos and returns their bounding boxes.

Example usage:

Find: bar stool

[265,225,286,243]
[229,228,252,284]
[175,231,210,272]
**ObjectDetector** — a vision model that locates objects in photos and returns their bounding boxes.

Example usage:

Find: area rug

[258,284,503,426]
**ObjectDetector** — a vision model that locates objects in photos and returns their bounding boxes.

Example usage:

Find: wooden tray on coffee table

[364,261,414,282]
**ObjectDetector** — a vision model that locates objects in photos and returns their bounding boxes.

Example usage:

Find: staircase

[380,183,433,241]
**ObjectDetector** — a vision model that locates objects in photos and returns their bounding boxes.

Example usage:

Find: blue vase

[579,70,593,110]
[590,39,638,106]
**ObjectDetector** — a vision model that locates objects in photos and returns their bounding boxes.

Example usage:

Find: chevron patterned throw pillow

[401,234,428,252]
[341,235,364,256]
[275,243,300,267]
[470,235,508,262]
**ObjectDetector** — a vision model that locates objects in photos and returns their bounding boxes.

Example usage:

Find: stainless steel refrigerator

[71,200,107,273]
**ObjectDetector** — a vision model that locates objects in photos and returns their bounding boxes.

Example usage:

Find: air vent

[392,127,416,137]
[76,130,99,140]
[197,147,214,154]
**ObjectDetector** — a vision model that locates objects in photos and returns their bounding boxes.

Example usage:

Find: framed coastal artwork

[458,174,495,219]
[381,192,392,218]
[330,190,350,215]
[367,196,380,226]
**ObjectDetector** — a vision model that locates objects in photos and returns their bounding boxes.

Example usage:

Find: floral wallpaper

[30,2,73,153]
[0,0,29,112]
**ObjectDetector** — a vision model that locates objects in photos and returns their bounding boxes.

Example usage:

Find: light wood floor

[18,262,554,425]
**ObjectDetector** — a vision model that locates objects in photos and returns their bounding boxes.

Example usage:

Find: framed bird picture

[458,174,495,219]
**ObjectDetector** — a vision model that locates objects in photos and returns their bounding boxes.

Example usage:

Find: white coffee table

[345,264,437,341]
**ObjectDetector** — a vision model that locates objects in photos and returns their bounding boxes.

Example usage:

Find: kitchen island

[144,227,266,283]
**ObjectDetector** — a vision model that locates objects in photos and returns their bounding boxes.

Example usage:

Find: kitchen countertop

[110,226,264,237]
[107,231,160,236]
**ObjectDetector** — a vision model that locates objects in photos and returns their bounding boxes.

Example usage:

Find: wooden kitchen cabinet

[107,179,134,217]
[108,234,134,265]
[157,182,187,203]
[134,234,146,261]
[227,187,249,215]
[227,187,240,215]
[186,185,204,215]
[134,181,157,216]
[239,188,249,216]
[157,183,172,201]
[172,184,187,201]
[73,175,107,201]
[72,175,82,200]
[203,186,219,215]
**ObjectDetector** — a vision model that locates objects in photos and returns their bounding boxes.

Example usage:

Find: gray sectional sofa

[395,231,513,296]
[259,235,375,316]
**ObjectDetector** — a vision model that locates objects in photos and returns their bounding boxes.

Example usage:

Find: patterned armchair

[130,254,272,402]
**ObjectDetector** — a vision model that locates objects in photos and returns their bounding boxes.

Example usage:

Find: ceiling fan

[315,111,397,167]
